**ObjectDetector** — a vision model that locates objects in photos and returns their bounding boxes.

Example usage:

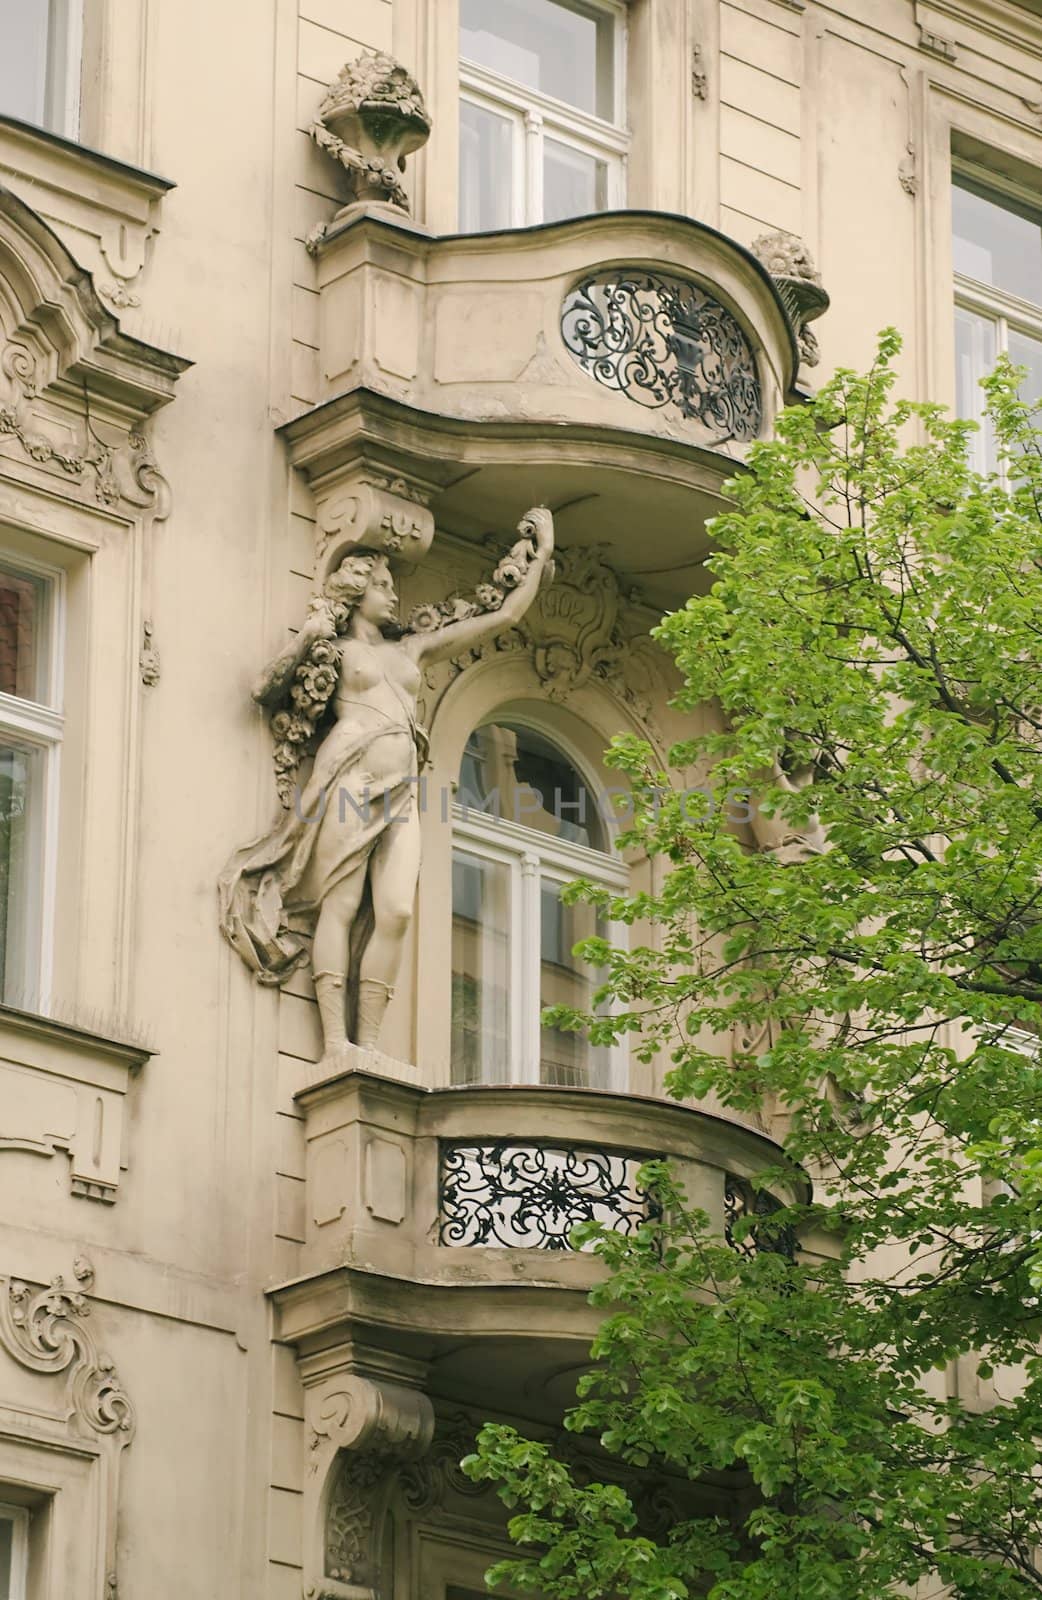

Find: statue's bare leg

[356,802,422,1047]
[311,866,367,1054]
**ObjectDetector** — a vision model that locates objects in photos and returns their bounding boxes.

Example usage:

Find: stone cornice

[0,114,174,205]
[0,1002,152,1074]
[280,385,751,496]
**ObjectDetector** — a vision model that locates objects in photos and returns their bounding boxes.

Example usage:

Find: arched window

[450,718,627,1089]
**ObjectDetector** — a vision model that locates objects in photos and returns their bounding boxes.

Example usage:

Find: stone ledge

[0,114,173,313]
[0,1004,151,1204]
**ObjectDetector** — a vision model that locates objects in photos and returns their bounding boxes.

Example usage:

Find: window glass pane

[952,179,1042,306]
[460,0,614,119]
[451,849,511,1084]
[543,138,607,222]
[0,563,51,704]
[0,1513,12,1600]
[0,0,50,126]
[540,882,613,1087]
[459,99,516,233]
[0,741,41,1004]
[1008,328,1042,406]
[955,305,997,473]
[457,722,605,850]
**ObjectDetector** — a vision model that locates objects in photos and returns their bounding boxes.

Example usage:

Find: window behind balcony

[0,0,81,137]
[0,551,63,1007]
[458,0,627,232]
[451,720,627,1089]
[952,171,1042,472]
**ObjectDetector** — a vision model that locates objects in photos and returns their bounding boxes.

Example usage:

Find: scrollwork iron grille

[560,271,763,442]
[439,1141,660,1250]
[724,1173,796,1261]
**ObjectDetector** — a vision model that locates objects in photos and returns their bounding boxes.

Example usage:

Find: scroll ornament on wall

[0,1258,135,1439]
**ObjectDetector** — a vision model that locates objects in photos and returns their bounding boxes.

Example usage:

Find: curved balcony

[270,1066,794,1389]
[282,209,802,607]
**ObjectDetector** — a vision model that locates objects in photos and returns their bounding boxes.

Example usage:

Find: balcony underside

[282,386,746,608]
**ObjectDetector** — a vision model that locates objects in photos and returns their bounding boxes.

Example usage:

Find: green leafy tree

[463,333,1042,1599]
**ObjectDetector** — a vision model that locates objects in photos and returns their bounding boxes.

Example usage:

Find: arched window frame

[449,708,630,1091]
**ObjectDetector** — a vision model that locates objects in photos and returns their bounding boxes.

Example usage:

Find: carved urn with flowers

[311,50,431,215]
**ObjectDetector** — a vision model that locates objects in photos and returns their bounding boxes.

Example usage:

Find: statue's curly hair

[269,550,388,807]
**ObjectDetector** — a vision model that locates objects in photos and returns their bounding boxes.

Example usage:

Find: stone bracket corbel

[301,1346,434,1600]
[314,467,436,577]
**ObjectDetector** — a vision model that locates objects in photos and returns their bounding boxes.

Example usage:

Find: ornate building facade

[0,0,1039,1594]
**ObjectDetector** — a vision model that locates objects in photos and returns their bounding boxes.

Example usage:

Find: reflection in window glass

[458,722,604,849]
[0,0,74,135]
[1008,328,1042,405]
[540,881,612,1087]
[0,563,50,704]
[544,138,606,223]
[952,180,1042,307]
[955,304,997,474]
[460,0,613,118]
[451,850,511,1085]
[0,742,39,1004]
[458,99,516,233]
[0,0,50,126]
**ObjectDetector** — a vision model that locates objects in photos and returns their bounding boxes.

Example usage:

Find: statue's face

[358,558,398,626]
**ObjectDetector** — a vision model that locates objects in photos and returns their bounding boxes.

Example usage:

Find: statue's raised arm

[219,504,555,1065]
[403,506,554,667]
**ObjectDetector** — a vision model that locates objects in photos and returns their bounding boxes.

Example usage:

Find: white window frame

[0,548,65,1010]
[452,799,629,1090]
[0,1501,30,1600]
[459,0,629,230]
[953,163,1042,475]
[49,0,84,138]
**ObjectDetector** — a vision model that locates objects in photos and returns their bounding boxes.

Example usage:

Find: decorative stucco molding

[0,1260,135,1439]
[691,44,709,100]
[139,620,161,686]
[917,22,959,60]
[423,545,666,747]
[0,1005,150,1203]
[0,114,172,311]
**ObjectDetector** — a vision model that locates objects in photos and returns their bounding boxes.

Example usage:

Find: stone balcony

[270,1061,795,1381]
[284,207,804,608]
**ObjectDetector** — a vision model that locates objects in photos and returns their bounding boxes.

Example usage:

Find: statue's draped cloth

[218,714,425,986]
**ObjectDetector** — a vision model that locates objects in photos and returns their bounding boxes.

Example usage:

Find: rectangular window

[0,0,81,137]
[0,552,63,1007]
[952,169,1042,473]
[0,1503,29,1600]
[459,0,627,232]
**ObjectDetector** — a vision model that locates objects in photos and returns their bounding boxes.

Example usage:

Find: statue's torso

[324,637,420,788]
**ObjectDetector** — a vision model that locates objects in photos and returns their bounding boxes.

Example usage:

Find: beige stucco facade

[0,0,1040,1593]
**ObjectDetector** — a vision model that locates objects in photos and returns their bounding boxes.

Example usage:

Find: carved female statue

[219,507,555,1057]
